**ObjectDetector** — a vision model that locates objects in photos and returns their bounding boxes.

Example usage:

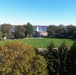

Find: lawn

[19,38,74,48]
[0,38,74,48]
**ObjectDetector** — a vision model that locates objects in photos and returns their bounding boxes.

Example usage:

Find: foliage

[58,41,68,75]
[0,40,48,75]
[45,41,68,75]
[47,25,56,37]
[0,23,76,39]
[1,23,13,38]
[47,24,76,38]
[14,23,34,38]
[26,23,34,37]
[14,25,25,38]
[56,25,67,37]
[28,55,48,75]
[46,42,57,75]
[66,25,76,38]
[0,26,2,39]
[66,41,76,75]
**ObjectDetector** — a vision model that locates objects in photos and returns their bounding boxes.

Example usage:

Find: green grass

[0,38,74,48]
[19,38,74,48]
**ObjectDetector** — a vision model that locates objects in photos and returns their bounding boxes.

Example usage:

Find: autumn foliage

[0,40,47,75]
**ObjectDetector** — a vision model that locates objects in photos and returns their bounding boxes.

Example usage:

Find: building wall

[33,26,48,37]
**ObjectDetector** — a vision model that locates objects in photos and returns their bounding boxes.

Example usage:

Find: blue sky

[0,0,76,26]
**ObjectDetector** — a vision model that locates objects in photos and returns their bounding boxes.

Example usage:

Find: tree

[26,23,34,37]
[73,27,76,38]
[45,42,58,75]
[66,25,76,38]
[47,25,57,37]
[56,25,67,38]
[66,41,76,75]
[29,55,48,75]
[1,23,13,39]
[58,41,68,75]
[0,26,2,39]
[45,41,68,75]
[23,24,27,37]
[14,25,25,38]
[0,40,48,75]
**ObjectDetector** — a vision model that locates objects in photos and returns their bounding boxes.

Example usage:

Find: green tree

[26,23,34,37]
[0,26,2,39]
[56,25,67,37]
[66,25,76,38]
[14,25,25,38]
[1,23,13,38]
[66,41,76,75]
[45,42,58,75]
[58,41,68,75]
[46,41,68,75]
[47,25,57,37]
[23,24,27,37]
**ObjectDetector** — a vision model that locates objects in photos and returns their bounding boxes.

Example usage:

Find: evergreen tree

[66,41,76,75]
[58,41,68,75]
[46,42,59,75]
[46,41,68,75]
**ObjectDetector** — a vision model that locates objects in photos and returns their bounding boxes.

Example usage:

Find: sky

[0,0,76,26]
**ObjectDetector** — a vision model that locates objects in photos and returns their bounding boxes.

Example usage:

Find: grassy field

[0,38,74,48]
[18,38,74,48]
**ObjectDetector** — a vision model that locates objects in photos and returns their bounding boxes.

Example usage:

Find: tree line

[0,23,34,39]
[47,24,76,39]
[0,23,76,39]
